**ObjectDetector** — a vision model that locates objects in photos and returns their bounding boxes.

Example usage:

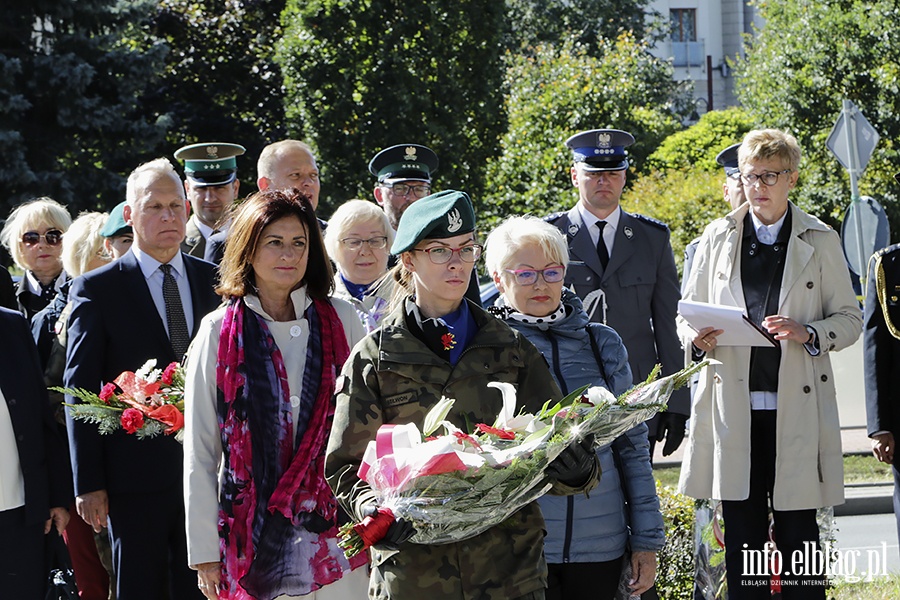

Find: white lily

[488,381,548,433]
[422,396,456,437]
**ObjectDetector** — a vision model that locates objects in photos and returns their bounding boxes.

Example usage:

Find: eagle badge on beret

[447,208,463,233]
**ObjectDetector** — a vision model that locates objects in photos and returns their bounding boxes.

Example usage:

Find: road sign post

[826,99,881,289]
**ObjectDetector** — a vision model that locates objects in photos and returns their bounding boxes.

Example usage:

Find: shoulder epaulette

[631,213,670,231]
[873,245,900,341]
[543,211,567,224]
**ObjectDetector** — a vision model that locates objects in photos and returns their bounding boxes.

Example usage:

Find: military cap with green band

[391,190,476,255]
[174,142,246,187]
[369,144,439,183]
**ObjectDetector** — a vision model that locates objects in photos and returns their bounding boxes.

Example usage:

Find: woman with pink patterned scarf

[183,189,368,599]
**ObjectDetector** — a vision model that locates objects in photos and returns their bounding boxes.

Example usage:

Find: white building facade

[647,0,761,114]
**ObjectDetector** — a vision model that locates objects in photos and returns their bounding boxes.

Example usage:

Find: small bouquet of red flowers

[338,360,710,557]
[54,359,187,441]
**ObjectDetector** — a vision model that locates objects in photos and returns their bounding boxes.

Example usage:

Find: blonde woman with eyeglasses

[484,215,662,599]
[679,129,862,598]
[324,199,394,332]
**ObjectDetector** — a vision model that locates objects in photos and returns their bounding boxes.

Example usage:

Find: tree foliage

[147,0,288,188]
[734,0,900,236]
[0,0,166,215]
[505,0,654,56]
[645,107,757,173]
[479,35,689,228]
[276,0,507,215]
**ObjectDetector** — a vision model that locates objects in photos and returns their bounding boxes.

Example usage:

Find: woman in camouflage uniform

[326,190,599,600]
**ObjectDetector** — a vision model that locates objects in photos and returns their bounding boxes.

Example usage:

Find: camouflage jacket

[326,298,596,599]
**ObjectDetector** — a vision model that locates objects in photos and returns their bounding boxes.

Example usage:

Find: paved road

[833,513,899,579]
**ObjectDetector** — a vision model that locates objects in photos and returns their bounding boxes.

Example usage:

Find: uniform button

[586,276,592,282]
[17,434,24,442]
[290,395,300,407]
[7,398,15,406]
[484,364,490,370]
[806,281,814,289]
[820,374,828,382]
[749,250,755,256]
[828,331,836,339]
[803,386,811,393]
[290,325,302,337]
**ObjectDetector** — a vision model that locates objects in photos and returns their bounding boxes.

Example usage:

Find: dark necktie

[160,264,190,359]
[595,221,610,270]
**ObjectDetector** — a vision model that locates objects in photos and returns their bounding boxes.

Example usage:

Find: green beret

[100,201,132,238]
[391,190,476,255]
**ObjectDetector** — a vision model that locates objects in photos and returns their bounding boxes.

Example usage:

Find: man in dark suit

[64,158,219,600]
[0,267,15,310]
[546,129,688,457]
[865,237,900,551]
[0,307,71,597]
[175,142,245,259]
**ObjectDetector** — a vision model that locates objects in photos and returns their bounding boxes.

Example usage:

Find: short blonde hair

[126,158,183,207]
[484,216,569,280]
[63,212,109,277]
[738,129,802,172]
[257,140,315,180]
[323,199,393,259]
[0,197,72,270]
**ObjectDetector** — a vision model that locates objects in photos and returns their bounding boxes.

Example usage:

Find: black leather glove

[655,412,688,456]
[545,434,596,487]
[362,504,417,551]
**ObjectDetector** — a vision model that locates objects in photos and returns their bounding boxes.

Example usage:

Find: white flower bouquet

[339,361,709,557]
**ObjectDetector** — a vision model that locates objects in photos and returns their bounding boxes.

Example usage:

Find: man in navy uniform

[65,158,219,599]
[175,142,245,258]
[546,129,688,457]
[682,142,746,289]
[864,176,900,551]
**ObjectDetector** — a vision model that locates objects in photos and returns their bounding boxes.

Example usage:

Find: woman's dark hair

[216,188,334,300]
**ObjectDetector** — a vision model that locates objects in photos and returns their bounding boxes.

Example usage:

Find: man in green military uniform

[175,142,245,258]
[326,190,598,599]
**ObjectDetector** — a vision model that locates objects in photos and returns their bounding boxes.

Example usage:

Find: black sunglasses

[21,229,63,247]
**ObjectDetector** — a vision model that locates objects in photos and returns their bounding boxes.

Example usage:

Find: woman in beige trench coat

[678,129,862,599]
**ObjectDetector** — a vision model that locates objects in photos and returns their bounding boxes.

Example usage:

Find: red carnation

[452,430,482,450]
[161,362,179,386]
[98,383,117,404]
[120,408,145,434]
[475,423,516,440]
[441,333,456,351]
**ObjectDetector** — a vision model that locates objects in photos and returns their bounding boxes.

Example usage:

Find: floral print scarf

[215,296,366,599]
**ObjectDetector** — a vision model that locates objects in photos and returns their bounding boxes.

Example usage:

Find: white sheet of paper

[678,299,777,347]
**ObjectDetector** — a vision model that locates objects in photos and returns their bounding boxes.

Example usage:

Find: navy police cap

[565,129,634,171]
[716,143,741,177]
[174,142,246,187]
[369,144,439,183]
[391,190,476,255]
